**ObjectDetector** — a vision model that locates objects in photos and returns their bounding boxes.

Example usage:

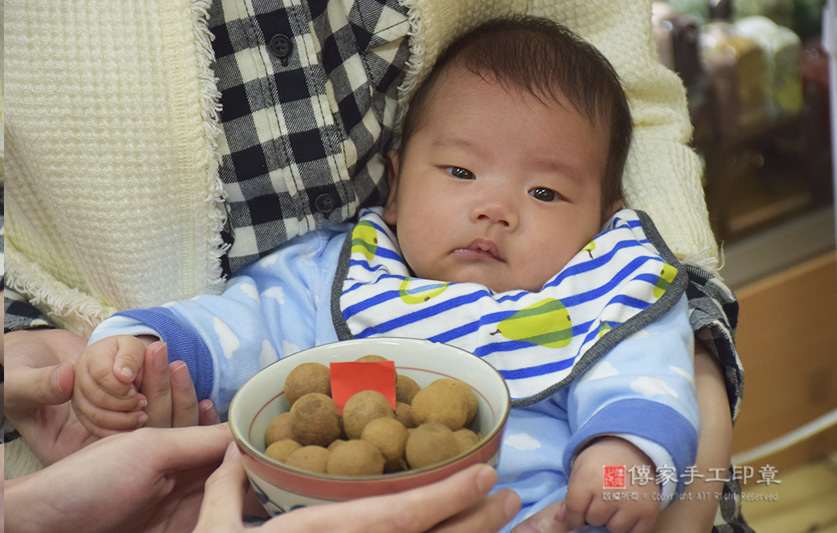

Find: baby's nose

[471,194,518,230]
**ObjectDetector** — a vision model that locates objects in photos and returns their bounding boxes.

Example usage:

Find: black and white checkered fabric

[208,0,410,274]
[685,266,745,423]
[683,267,753,533]
[714,475,754,533]
[3,293,53,333]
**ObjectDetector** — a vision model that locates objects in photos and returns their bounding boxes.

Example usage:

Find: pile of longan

[263,355,482,476]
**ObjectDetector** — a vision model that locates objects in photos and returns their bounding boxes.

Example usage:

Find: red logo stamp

[603,465,627,489]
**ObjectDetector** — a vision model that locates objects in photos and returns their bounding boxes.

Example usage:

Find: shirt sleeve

[563,294,700,504]
[90,225,349,414]
[685,266,744,421]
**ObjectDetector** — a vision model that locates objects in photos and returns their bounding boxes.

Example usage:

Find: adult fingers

[432,488,521,533]
[268,463,517,533]
[511,501,572,533]
[140,342,174,427]
[198,399,222,426]
[141,347,210,428]
[4,362,74,421]
[141,423,234,471]
[3,329,78,421]
[401,464,505,532]
[193,441,249,533]
[169,361,200,427]
[368,463,506,532]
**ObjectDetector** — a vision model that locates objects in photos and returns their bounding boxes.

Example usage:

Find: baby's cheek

[523,259,564,291]
[399,233,438,277]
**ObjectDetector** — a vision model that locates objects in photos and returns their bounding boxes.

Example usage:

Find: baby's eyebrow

[529,157,584,183]
[430,136,486,156]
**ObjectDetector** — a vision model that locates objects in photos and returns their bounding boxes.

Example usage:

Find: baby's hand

[71,335,154,437]
[557,437,660,533]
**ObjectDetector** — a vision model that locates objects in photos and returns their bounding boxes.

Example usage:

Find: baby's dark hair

[401,16,632,218]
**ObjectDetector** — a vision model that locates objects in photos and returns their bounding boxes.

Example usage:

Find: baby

[75,17,699,532]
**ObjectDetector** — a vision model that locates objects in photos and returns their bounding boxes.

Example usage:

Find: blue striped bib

[333,208,686,406]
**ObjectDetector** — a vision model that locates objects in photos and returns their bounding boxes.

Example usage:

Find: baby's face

[384,69,616,293]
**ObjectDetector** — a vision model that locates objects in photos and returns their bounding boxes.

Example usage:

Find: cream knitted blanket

[5,0,227,336]
[5,0,720,336]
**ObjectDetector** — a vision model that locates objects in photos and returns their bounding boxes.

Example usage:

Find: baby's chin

[413,264,546,293]
[487,280,544,294]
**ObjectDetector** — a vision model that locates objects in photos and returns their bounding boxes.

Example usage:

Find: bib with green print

[332,207,686,406]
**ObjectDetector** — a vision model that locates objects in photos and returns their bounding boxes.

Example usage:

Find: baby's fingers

[559,488,595,531]
[72,390,149,438]
[112,336,149,384]
[77,363,146,412]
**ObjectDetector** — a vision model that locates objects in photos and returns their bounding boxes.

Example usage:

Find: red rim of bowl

[238,427,505,500]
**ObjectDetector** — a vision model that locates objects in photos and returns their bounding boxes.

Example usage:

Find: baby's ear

[604,198,624,221]
[383,149,400,225]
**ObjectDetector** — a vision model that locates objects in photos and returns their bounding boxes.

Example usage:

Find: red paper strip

[330,361,397,413]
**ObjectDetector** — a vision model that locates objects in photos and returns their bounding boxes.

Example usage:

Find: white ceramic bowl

[228,337,510,515]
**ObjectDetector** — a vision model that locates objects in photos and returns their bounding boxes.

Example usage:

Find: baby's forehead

[432,63,604,126]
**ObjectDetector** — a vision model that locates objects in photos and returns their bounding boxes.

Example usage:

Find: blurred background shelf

[720,206,834,288]
[730,251,837,531]
[741,451,837,533]
[652,2,837,529]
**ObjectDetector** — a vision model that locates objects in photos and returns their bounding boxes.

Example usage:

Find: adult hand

[4,424,234,533]
[3,329,220,466]
[195,443,522,533]
[140,340,221,428]
[4,328,96,464]
[511,502,570,533]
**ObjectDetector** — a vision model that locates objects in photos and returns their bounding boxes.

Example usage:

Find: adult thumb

[6,362,74,419]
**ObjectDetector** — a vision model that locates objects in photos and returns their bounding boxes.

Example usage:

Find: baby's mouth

[453,239,503,261]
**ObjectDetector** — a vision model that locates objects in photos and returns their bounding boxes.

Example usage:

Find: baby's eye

[445,166,475,180]
[529,187,560,202]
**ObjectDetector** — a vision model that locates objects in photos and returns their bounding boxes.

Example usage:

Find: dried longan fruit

[342,390,395,440]
[265,412,294,446]
[452,428,480,454]
[285,445,330,473]
[395,374,421,405]
[405,423,460,469]
[355,354,388,362]
[411,382,469,431]
[432,379,478,424]
[395,401,415,428]
[265,439,302,463]
[326,439,385,476]
[290,392,341,447]
[328,439,347,451]
[361,417,409,472]
[284,362,331,406]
